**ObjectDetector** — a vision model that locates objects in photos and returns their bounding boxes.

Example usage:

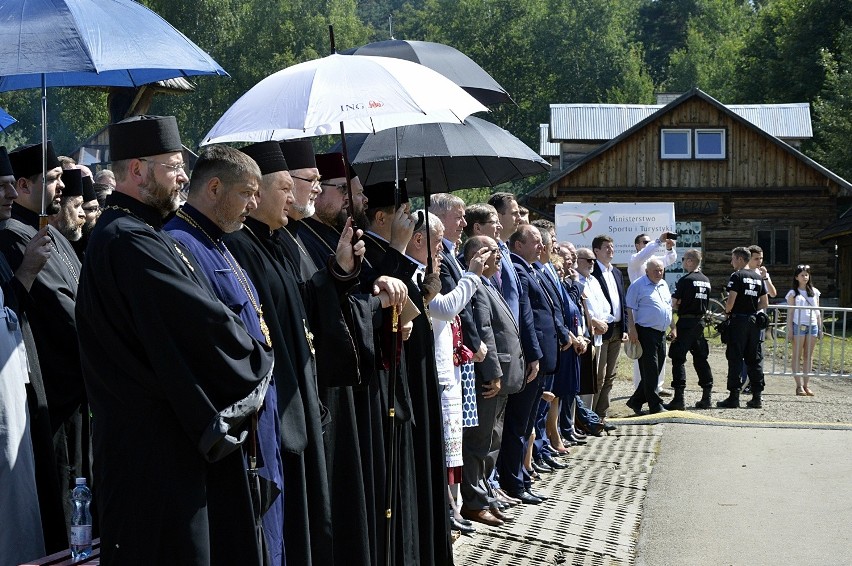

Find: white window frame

[694,128,726,159]
[660,129,692,159]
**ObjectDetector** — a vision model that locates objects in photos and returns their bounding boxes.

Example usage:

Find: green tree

[395,0,654,195]
[811,28,852,181]
[665,0,755,102]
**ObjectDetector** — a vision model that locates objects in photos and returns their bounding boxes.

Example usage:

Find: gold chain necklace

[48,229,79,283]
[175,209,271,347]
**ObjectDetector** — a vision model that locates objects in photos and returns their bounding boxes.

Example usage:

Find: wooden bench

[20,539,101,565]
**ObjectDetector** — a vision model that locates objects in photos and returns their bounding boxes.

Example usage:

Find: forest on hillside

[1,0,850,194]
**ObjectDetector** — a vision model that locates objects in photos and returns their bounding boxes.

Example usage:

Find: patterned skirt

[460,361,479,428]
[440,370,464,468]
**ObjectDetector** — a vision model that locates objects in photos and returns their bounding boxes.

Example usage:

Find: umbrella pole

[384,306,400,566]
[339,121,362,269]
[422,158,433,273]
[39,74,48,228]
[383,126,402,566]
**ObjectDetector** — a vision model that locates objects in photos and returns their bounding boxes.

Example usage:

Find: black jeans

[627,325,666,411]
[725,315,765,392]
[669,318,713,390]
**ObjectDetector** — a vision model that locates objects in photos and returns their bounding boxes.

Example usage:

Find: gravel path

[607,343,852,426]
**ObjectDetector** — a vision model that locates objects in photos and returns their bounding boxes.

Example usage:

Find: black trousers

[669,318,713,390]
[627,325,666,411]
[496,374,541,494]
[725,315,765,392]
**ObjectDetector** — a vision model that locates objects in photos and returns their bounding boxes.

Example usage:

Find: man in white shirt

[575,247,612,408]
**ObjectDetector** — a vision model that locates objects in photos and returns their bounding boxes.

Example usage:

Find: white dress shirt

[627,240,677,283]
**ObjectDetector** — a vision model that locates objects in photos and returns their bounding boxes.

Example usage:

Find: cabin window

[694,129,726,159]
[661,129,691,159]
[757,228,790,266]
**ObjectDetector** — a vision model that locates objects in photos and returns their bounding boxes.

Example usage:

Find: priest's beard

[315,201,347,231]
[292,201,315,220]
[139,170,180,217]
[45,198,61,216]
[54,204,83,242]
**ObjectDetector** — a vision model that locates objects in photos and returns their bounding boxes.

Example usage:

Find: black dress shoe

[602,421,617,432]
[450,516,477,533]
[571,428,588,440]
[541,453,568,469]
[506,490,543,505]
[626,398,643,415]
[648,406,668,415]
[526,488,548,501]
[531,460,552,474]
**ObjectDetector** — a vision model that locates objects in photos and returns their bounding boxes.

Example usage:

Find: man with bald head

[624,258,674,415]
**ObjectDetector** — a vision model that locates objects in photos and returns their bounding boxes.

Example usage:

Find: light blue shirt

[625,275,673,332]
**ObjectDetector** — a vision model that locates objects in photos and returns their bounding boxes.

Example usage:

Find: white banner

[555,202,676,264]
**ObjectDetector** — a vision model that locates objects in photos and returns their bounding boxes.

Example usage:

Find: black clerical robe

[0,257,68,554]
[301,218,419,566]
[226,216,361,566]
[76,192,273,565]
[0,204,90,533]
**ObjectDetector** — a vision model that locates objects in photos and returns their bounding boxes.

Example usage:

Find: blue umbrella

[0,108,16,131]
[0,0,227,90]
[0,0,228,217]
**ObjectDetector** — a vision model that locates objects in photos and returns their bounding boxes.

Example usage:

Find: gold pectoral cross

[303,319,315,356]
[258,305,271,347]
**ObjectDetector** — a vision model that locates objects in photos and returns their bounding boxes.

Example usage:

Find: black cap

[279,140,316,170]
[82,175,97,202]
[61,168,84,198]
[109,115,183,161]
[0,147,13,177]
[240,141,289,176]
[9,141,61,179]
[364,180,408,209]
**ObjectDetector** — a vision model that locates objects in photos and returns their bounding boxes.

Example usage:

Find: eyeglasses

[640,240,651,245]
[578,257,595,263]
[138,159,186,174]
[292,175,321,188]
[82,205,101,214]
[320,181,347,191]
[797,264,810,271]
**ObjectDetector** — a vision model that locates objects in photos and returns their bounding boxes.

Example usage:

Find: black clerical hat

[9,141,61,179]
[279,140,316,170]
[315,152,348,180]
[61,168,83,198]
[0,147,13,177]
[109,115,183,161]
[240,141,289,176]
[364,180,408,209]
[82,175,97,202]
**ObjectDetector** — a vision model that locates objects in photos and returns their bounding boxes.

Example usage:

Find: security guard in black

[723,248,768,399]
[667,253,713,407]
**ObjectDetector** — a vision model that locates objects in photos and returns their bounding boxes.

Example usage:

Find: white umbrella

[201,53,488,144]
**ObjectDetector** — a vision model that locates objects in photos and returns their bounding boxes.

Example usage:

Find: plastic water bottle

[70,477,93,561]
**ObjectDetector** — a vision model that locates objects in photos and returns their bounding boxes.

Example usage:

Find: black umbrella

[341,39,513,106]
[333,116,550,195]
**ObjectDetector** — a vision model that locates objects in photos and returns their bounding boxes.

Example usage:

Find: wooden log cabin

[527,88,852,304]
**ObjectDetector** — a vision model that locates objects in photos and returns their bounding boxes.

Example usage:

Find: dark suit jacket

[591,259,626,341]
[439,241,481,351]
[474,278,526,394]
[534,261,570,346]
[512,253,560,374]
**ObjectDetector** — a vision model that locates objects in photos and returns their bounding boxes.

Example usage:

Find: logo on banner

[562,209,601,236]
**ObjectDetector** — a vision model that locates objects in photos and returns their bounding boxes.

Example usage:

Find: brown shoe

[489,505,515,523]
[460,507,504,527]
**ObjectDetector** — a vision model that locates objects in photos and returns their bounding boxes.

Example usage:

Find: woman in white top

[785,265,823,395]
